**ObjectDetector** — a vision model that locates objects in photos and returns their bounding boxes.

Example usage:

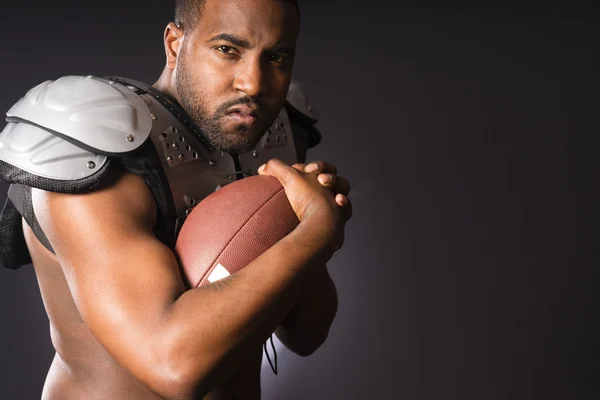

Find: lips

[227,105,260,119]
[226,110,258,125]
[225,104,263,125]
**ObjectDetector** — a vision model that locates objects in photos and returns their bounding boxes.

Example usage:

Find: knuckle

[266,158,280,167]
[292,163,306,170]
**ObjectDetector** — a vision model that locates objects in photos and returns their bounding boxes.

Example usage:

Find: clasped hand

[258,159,352,252]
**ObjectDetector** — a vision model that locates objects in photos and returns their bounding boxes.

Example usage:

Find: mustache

[216,97,269,119]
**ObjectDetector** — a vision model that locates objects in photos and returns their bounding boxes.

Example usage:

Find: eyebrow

[208,33,296,55]
[208,33,251,49]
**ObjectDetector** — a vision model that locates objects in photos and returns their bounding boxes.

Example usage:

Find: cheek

[187,51,234,106]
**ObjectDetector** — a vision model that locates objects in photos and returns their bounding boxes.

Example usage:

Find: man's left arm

[275,161,352,356]
[275,261,338,356]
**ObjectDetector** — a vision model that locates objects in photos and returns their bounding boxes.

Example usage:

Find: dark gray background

[0,1,595,399]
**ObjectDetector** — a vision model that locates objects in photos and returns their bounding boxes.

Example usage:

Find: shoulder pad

[0,121,108,181]
[5,75,153,155]
[285,80,319,123]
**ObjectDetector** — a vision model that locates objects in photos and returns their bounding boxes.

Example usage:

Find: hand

[293,161,352,223]
[257,159,345,256]
[290,161,352,251]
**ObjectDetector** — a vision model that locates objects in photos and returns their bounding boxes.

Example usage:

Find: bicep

[32,171,185,381]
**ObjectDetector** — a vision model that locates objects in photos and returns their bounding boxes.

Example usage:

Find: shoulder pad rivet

[172,143,179,150]
[151,114,157,121]
[186,144,192,151]
[209,160,217,167]
[126,135,135,142]
[275,124,280,131]
[178,154,185,161]
[87,161,96,169]
[160,133,168,140]
[167,156,174,164]
[193,152,199,159]
[308,106,313,112]
[86,75,93,79]
[109,81,115,85]
[127,85,136,90]
[173,127,178,134]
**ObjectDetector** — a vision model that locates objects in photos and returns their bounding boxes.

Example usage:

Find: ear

[164,22,185,70]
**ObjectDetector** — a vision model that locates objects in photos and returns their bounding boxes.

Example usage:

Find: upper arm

[31,168,186,391]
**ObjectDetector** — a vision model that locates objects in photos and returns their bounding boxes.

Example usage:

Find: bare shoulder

[31,168,158,241]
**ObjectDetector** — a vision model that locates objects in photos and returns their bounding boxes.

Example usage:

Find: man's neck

[152,69,179,103]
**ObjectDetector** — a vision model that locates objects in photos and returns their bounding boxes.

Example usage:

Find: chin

[210,132,261,154]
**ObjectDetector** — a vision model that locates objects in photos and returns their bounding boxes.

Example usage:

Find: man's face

[174,0,299,154]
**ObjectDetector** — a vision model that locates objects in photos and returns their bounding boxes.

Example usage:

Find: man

[0,0,352,398]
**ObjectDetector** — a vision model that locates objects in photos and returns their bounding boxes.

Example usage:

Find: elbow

[293,334,328,357]
[145,363,210,400]
[142,341,214,400]
[275,324,331,358]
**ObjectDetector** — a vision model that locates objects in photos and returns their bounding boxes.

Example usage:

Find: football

[174,175,300,288]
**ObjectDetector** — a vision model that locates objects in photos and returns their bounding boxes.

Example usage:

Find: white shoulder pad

[286,80,319,123]
[6,75,153,155]
[0,121,108,181]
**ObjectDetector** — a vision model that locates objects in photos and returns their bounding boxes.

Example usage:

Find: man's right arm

[31,163,342,399]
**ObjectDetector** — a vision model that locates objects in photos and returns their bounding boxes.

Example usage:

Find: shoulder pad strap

[6,75,153,155]
[285,80,319,123]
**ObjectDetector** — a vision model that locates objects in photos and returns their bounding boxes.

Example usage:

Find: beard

[175,54,276,154]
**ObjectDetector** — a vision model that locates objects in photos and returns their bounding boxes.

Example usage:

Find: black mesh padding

[114,140,179,249]
[0,158,113,194]
[7,184,54,253]
[0,196,31,270]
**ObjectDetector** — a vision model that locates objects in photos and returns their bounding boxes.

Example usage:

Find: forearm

[162,227,328,395]
[276,263,338,356]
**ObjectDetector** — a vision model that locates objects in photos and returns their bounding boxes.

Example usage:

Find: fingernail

[305,163,319,173]
[258,164,265,174]
[320,174,333,184]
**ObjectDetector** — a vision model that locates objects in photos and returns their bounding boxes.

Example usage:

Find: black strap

[0,193,31,269]
[7,184,54,253]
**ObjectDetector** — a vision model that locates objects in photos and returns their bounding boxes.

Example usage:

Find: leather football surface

[175,175,299,288]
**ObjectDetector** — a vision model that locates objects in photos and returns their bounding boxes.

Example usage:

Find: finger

[333,176,351,196]
[291,163,307,172]
[304,161,338,175]
[318,173,336,187]
[258,159,299,186]
[336,194,353,222]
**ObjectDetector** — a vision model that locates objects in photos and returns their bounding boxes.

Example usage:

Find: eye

[270,54,291,64]
[216,45,236,55]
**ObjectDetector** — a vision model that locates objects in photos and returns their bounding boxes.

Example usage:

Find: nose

[233,56,267,99]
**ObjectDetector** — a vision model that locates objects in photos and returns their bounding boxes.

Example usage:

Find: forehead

[195,0,299,46]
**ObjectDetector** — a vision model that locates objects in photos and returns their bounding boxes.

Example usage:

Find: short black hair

[174,0,300,33]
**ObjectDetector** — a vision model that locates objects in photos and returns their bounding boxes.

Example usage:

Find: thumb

[257,159,298,187]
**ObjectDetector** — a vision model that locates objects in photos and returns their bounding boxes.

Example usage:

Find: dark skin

[24,1,353,399]
[154,0,353,356]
